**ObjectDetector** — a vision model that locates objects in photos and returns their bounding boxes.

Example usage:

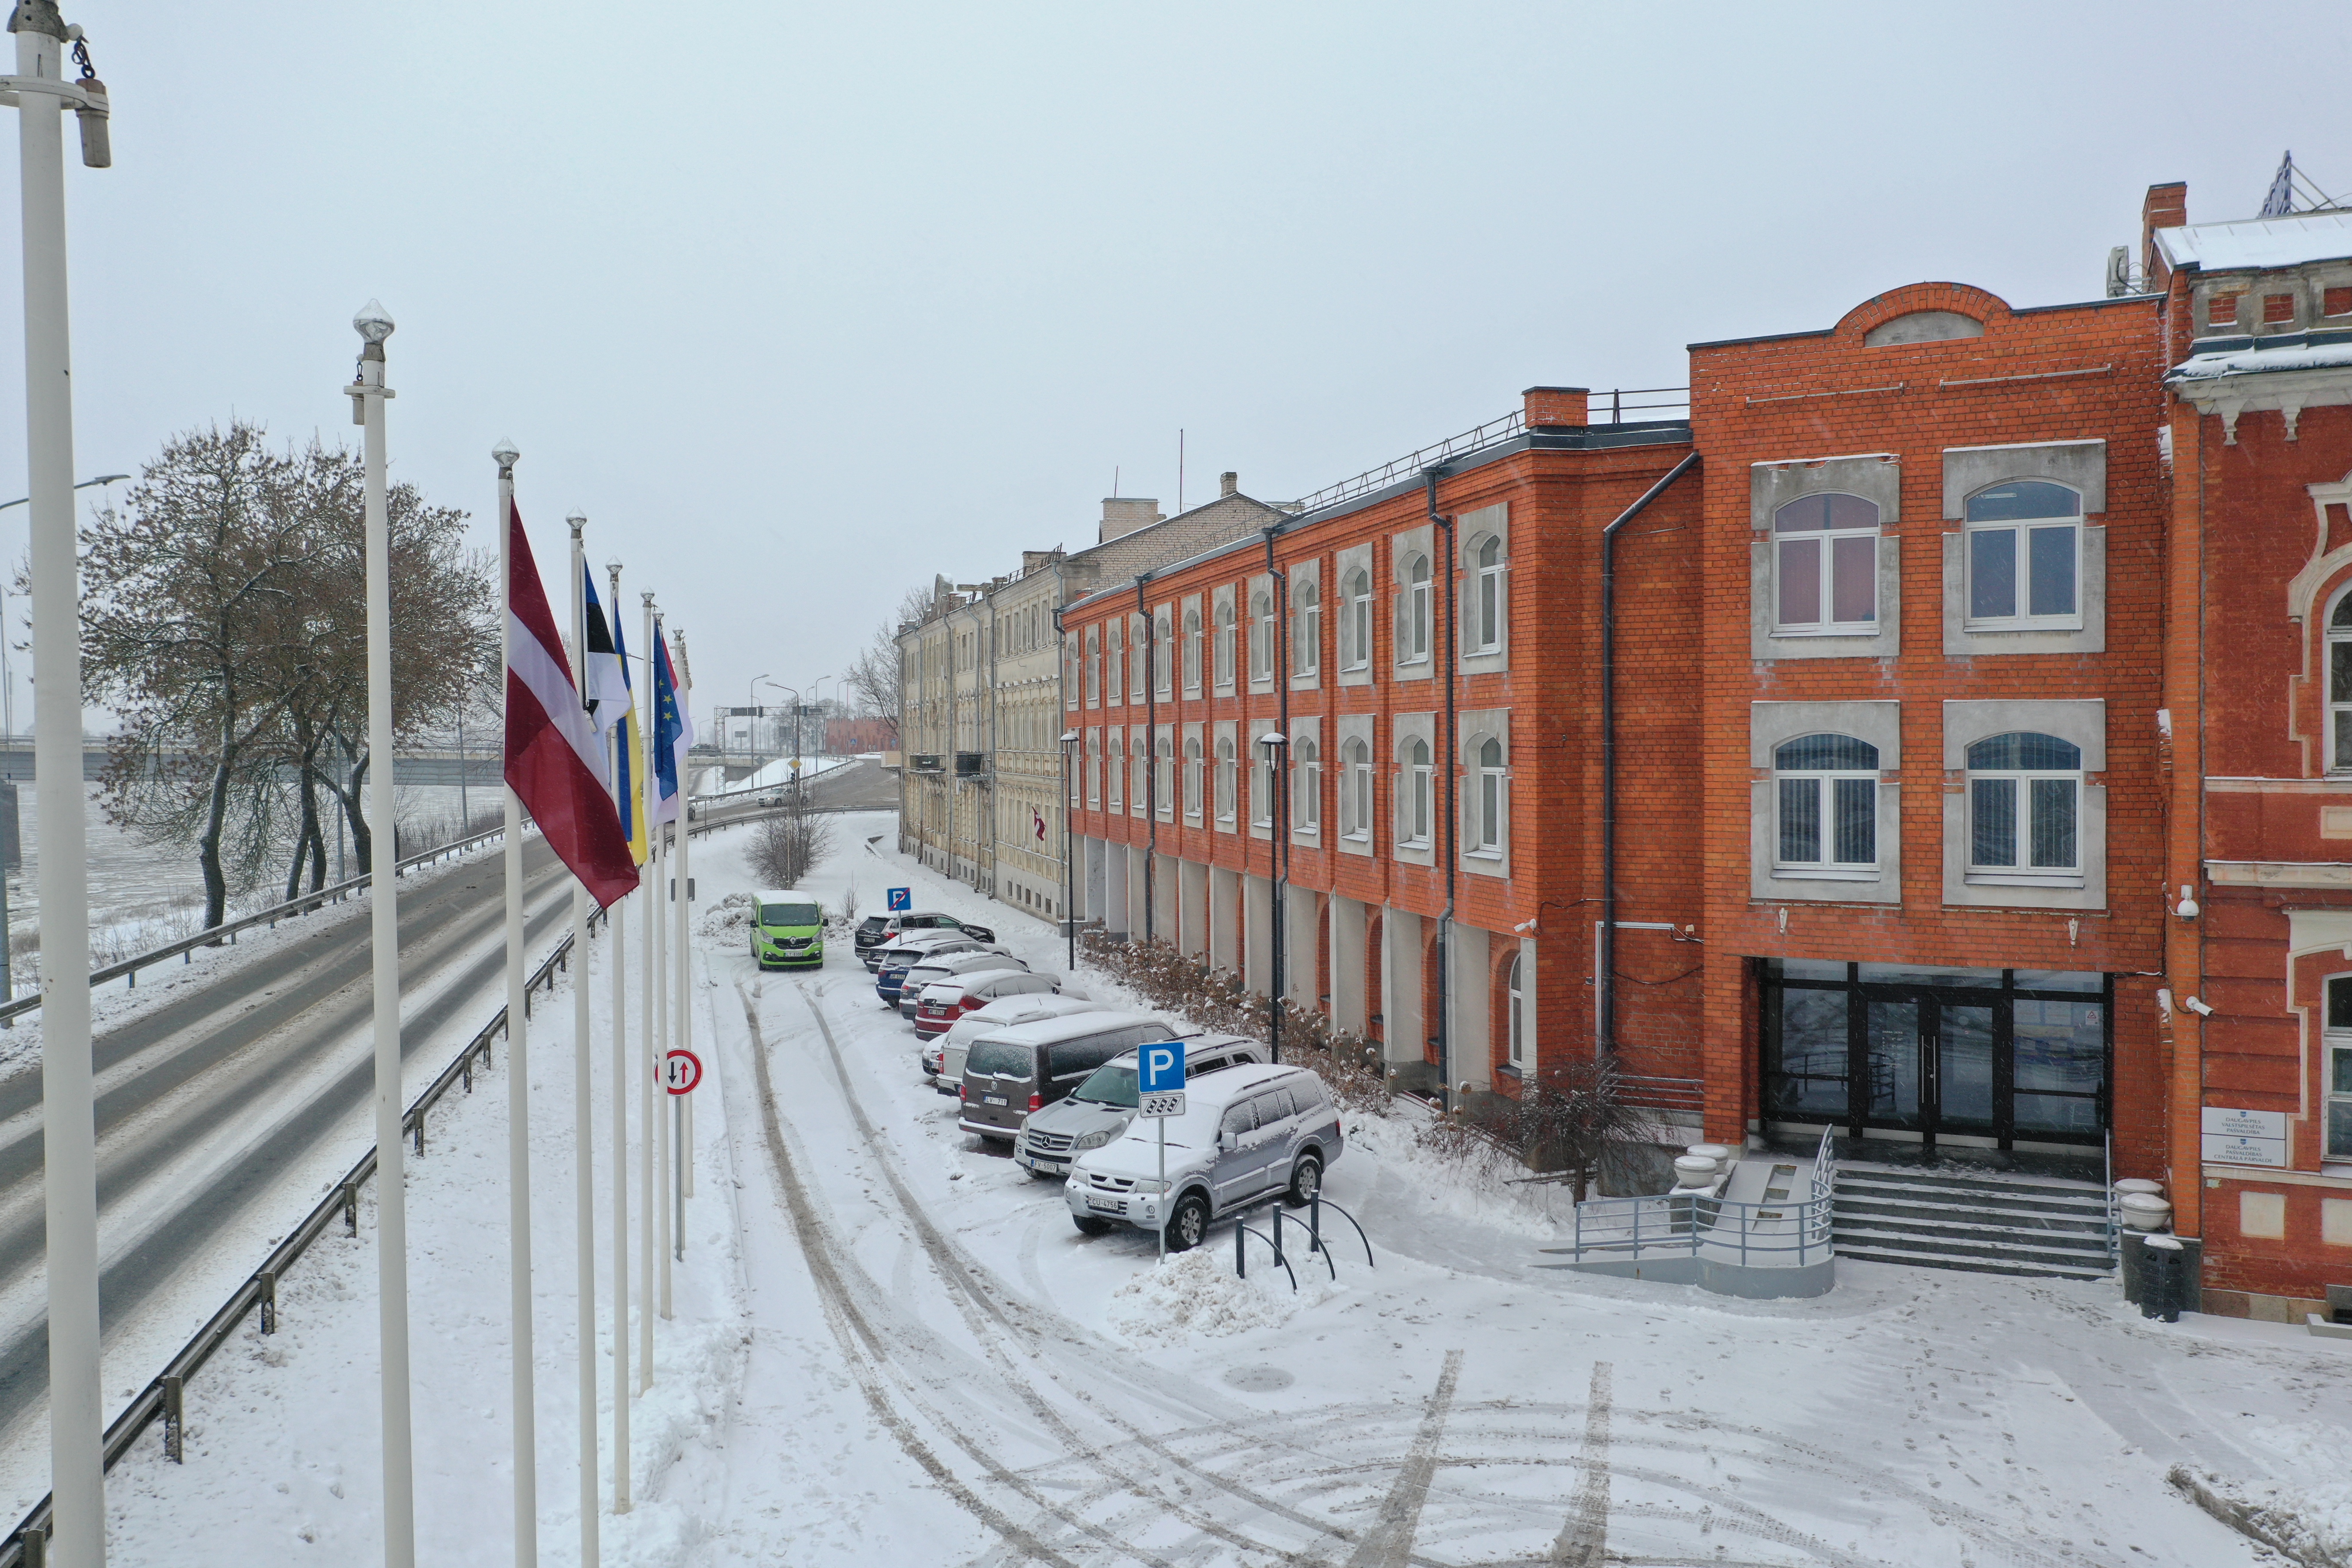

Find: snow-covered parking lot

[93,811,2352,1565]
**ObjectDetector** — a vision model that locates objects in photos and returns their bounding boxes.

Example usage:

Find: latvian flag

[504,502,641,907]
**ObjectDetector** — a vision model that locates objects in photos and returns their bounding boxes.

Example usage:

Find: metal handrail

[0,820,513,1024]
[1547,1186,1836,1270]
[0,909,597,1564]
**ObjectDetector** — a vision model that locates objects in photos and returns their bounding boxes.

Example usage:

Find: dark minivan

[958,1012,1175,1144]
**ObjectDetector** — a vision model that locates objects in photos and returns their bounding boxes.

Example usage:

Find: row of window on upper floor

[1770,479,2082,637]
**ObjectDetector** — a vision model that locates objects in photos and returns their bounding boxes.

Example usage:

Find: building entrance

[1761,961,2108,1152]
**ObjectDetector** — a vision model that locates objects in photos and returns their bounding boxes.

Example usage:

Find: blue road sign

[886,886,911,912]
[1139,1039,1186,1093]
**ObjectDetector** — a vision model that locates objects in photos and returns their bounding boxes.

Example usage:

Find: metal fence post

[412,1112,424,1157]
[162,1375,184,1463]
[20,1525,42,1567]
[1272,1206,1283,1268]
[1235,1216,1245,1279]
[259,1271,277,1336]
[342,1182,358,1238]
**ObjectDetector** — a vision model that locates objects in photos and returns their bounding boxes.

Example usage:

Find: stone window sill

[1965,870,2085,888]
[1772,866,1881,882]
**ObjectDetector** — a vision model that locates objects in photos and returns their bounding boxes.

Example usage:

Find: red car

[913,969,1061,1040]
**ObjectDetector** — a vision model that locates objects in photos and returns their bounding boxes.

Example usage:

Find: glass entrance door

[1763,962,2108,1151]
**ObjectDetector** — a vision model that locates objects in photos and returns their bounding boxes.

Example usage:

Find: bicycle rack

[1226,1192,1374,1292]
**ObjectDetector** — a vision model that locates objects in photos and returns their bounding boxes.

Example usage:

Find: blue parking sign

[886,887,911,912]
[1139,1039,1186,1093]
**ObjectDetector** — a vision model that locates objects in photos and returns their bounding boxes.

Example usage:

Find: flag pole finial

[492,438,519,474]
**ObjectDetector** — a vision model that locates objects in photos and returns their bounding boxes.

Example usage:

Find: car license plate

[1087,1196,1123,1213]
[983,1095,1008,1107]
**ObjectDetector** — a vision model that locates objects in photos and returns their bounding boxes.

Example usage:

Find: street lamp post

[349,296,417,1568]
[1257,731,1289,1066]
[1060,730,1080,970]
[8,6,111,1559]
[765,680,801,805]
[0,474,122,744]
[745,673,769,763]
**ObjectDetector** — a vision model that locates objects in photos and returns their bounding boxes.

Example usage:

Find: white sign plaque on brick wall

[2202,1106,2288,1167]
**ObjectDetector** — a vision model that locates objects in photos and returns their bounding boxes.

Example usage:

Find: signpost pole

[1156,1118,1165,1262]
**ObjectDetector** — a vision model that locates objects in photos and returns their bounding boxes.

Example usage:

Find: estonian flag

[614,604,649,866]
[582,563,631,733]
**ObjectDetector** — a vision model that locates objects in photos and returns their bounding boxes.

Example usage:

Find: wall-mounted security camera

[2182,995,2214,1017]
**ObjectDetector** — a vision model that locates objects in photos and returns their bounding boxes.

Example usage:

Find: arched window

[1773,733,1880,870]
[1154,734,1173,816]
[2327,975,2352,1160]
[2327,591,2352,770]
[1473,735,1506,852]
[1966,732,2082,873]
[1154,610,1173,697]
[1471,534,1506,653]
[1250,747,1272,827]
[1214,598,1236,687]
[1084,627,1100,706]
[1341,736,1372,840]
[1250,591,1275,681]
[1295,737,1321,831]
[1183,735,1203,817]
[1507,950,1527,1070]
[1399,554,1432,664]
[1342,567,1372,670]
[1063,636,1078,710]
[1400,737,1432,846]
[1106,729,1122,810]
[1130,733,1147,815]
[1129,613,1147,701]
[1183,608,1202,692]
[1086,731,1100,806]
[1773,493,1879,633]
[1966,481,2082,627]
[1103,621,1120,705]
[1292,578,1321,677]
[1216,735,1237,821]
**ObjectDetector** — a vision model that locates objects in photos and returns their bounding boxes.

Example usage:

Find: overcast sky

[0,0,2346,733]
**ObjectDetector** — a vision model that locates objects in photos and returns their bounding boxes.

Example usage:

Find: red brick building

[1046,182,2352,1318]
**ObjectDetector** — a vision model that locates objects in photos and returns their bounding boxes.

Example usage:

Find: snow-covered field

[88,810,2352,1565]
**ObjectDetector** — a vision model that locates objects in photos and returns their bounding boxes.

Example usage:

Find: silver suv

[1013,1034,1267,1179]
[1065,1063,1344,1250]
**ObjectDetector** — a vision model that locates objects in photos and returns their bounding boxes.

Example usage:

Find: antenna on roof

[2259,150,2349,217]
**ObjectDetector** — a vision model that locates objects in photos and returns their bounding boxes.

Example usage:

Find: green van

[752,889,824,970]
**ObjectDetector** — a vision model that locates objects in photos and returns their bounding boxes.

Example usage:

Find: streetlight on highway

[744,673,769,762]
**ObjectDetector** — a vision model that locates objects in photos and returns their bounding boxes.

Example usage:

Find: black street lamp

[1257,729,1289,1065]
[1060,729,1081,970]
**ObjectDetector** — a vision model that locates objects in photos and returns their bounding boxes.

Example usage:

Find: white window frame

[1772,492,1880,636]
[1295,738,1321,833]
[1128,614,1146,702]
[1399,554,1432,665]
[1154,611,1173,698]
[1106,728,1122,811]
[1472,735,1505,855]
[1771,734,1881,878]
[1154,733,1173,818]
[1086,731,1100,806]
[1183,607,1202,692]
[1507,950,1527,1070]
[1342,567,1372,671]
[1085,627,1100,707]
[1250,752,1272,827]
[1292,578,1321,677]
[1471,534,1506,653]
[1216,736,1237,822]
[1401,737,1433,847]
[1250,592,1274,682]
[1341,736,1372,841]
[1965,732,2083,886]
[2327,976,2352,1161]
[1963,481,2084,633]
[2328,589,2352,772]
[1183,735,1203,819]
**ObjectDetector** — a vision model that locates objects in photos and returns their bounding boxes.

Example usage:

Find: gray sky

[0,0,2346,732]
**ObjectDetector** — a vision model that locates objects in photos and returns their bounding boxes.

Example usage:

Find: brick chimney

[2142,181,2188,291]
[1219,471,1238,499]
[1523,385,1589,428]
[1100,497,1164,545]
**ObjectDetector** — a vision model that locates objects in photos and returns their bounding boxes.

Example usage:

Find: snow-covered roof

[2154,210,2352,272]
[2166,340,2352,383]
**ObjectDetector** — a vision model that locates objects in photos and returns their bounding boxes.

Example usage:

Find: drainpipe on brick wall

[1599,451,1700,1056]
[1267,527,1290,1065]
[1137,573,1156,944]
[1427,469,1456,1112]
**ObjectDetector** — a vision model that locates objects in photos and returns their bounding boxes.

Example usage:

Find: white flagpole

[671,627,692,1254]
[653,612,672,1320]
[604,560,630,1514]
[493,440,537,1568]
[352,299,416,1568]
[639,591,660,1366]
[14,8,104,1556]
[564,515,600,1567]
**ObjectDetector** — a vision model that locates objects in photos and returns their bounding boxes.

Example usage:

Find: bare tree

[747,797,835,888]
[842,582,933,749]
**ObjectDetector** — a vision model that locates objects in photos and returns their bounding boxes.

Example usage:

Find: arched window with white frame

[1086,731,1100,806]
[1398,554,1432,664]
[2328,589,2352,770]
[1965,480,2082,629]
[2326,975,2352,1160]
[1292,578,1320,677]
[1250,747,1272,827]
[1774,732,1880,871]
[1183,735,1203,818]
[1341,736,1372,841]
[1399,736,1433,846]
[1104,621,1120,705]
[1106,729,1122,810]
[1250,591,1274,681]
[1129,614,1147,701]
[1130,733,1147,816]
[1472,735,1506,853]
[1154,734,1173,817]
[1214,598,1236,687]
[1470,534,1506,653]
[1507,950,1527,1070]
[1154,610,1173,697]
[1216,735,1237,821]
[1966,732,2081,877]
[1295,737,1321,832]
[1183,608,1202,692]
[1773,492,1880,634]
[1085,627,1100,706]
[1342,567,1372,671]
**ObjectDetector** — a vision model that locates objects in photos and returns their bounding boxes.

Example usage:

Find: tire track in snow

[1343,1349,1459,1568]
[1550,1361,1609,1566]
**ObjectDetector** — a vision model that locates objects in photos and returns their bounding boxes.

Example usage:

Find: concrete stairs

[1831,1163,2114,1280]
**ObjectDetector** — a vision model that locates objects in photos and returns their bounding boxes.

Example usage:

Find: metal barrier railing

[1547,1173,1836,1272]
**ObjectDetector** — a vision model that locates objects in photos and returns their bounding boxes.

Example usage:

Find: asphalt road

[0,767,893,1450]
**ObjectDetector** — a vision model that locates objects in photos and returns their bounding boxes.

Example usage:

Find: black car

[854,910,997,969]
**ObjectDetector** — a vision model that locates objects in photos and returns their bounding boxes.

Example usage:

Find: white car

[1065,1063,1344,1250]
[923,992,1103,1091]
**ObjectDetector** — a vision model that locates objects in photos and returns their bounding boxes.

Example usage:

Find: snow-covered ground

[718,752,854,796]
[88,810,2352,1565]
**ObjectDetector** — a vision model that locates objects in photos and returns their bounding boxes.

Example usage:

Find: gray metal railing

[1553,1136,1837,1272]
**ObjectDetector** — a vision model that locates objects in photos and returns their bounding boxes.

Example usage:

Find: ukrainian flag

[613,610,649,866]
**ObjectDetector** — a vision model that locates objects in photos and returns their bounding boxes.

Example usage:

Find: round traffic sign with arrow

[663,1047,703,1095]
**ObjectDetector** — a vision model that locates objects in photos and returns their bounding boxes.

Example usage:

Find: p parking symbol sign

[1139,1040,1186,1093]
[886,887,911,912]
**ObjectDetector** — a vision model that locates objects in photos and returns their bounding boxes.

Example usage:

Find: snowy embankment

[91,809,2352,1566]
